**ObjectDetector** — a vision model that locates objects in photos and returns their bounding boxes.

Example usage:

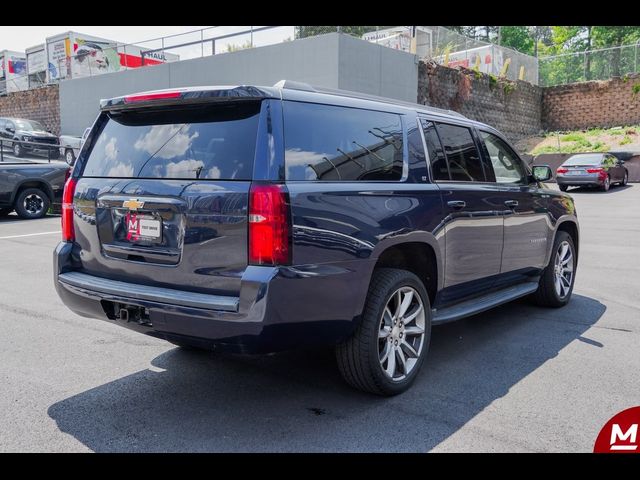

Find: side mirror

[532,165,553,182]
[7,127,14,134]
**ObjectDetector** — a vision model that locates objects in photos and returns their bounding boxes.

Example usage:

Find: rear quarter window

[283,101,404,181]
[82,102,261,180]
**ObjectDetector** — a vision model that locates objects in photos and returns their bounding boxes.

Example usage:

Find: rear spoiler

[100,86,279,111]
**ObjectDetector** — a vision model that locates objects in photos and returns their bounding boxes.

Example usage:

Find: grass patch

[585,128,604,137]
[560,133,586,142]
[531,140,609,155]
[531,145,562,155]
[620,135,633,145]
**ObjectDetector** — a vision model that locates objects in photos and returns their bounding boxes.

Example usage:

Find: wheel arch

[369,239,441,308]
[555,218,579,258]
[11,179,54,206]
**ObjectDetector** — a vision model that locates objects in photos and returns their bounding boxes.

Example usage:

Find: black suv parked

[0,117,59,159]
[54,82,579,395]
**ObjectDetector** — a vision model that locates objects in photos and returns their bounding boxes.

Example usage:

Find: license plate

[125,213,162,242]
[567,170,584,176]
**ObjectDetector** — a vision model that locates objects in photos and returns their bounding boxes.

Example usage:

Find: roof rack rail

[273,79,465,119]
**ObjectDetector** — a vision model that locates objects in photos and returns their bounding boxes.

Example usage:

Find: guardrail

[0,138,62,163]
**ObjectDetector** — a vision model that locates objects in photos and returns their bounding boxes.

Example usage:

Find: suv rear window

[283,101,404,181]
[82,103,261,180]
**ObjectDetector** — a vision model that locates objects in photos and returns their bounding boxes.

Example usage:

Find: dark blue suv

[54,81,579,395]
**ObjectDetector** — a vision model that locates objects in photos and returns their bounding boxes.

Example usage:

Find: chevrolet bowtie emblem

[122,199,145,210]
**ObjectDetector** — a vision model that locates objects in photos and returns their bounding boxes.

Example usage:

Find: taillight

[124,91,181,103]
[248,183,291,266]
[61,177,77,242]
[586,167,604,173]
[556,167,568,174]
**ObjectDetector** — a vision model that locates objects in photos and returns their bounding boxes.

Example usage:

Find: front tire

[531,231,576,308]
[14,188,50,219]
[621,171,628,186]
[336,268,432,396]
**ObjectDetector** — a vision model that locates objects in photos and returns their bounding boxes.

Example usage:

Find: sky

[0,26,295,56]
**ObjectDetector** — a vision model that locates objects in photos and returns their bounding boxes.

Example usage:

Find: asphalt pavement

[0,184,638,452]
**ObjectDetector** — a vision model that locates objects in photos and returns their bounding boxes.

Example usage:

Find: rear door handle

[504,200,519,208]
[447,200,466,210]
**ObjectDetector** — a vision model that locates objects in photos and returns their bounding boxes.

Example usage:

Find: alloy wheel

[378,286,426,381]
[553,240,574,298]
[23,193,44,215]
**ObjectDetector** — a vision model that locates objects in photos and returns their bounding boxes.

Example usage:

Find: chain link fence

[539,43,640,86]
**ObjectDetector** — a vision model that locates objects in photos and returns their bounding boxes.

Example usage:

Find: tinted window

[480,131,526,184]
[0,119,5,130]
[15,119,45,131]
[420,119,448,181]
[82,103,260,179]
[435,123,484,182]
[284,101,404,181]
[563,154,603,166]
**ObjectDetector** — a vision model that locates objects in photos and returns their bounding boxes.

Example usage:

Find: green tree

[500,26,535,55]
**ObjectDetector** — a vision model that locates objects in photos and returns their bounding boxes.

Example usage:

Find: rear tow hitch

[101,301,152,327]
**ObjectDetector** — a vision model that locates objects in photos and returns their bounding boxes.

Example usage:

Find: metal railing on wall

[0,138,62,163]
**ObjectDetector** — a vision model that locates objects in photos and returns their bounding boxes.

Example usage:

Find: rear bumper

[556,174,603,186]
[54,242,371,353]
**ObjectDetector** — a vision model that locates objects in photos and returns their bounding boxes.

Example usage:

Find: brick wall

[542,74,640,131]
[0,85,60,135]
[418,61,543,142]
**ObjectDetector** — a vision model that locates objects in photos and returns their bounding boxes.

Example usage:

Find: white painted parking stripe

[0,231,60,240]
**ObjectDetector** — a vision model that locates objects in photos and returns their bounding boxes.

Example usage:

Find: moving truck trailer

[45,31,179,82]
[0,50,29,95]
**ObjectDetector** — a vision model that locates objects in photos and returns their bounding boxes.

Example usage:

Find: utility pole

[498,26,502,46]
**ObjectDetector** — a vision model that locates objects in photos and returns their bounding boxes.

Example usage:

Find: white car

[59,127,90,165]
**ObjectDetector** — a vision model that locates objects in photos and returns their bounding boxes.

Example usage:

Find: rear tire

[531,231,576,308]
[602,175,610,191]
[14,188,50,219]
[559,185,568,192]
[13,142,23,158]
[336,268,432,396]
[65,149,75,165]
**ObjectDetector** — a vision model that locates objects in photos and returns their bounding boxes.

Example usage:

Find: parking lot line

[0,231,60,240]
